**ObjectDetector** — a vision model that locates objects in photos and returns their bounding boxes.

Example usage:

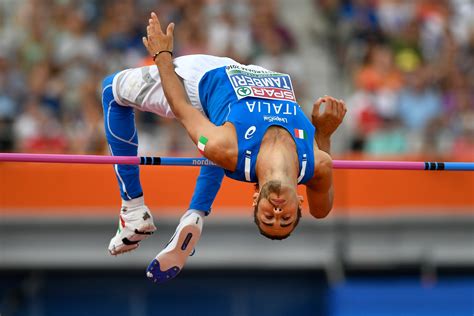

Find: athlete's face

[253,180,303,240]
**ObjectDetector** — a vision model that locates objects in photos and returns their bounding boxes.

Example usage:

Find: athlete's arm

[305,149,334,218]
[189,166,225,214]
[153,52,218,146]
[311,96,347,153]
[142,12,231,164]
[305,96,346,218]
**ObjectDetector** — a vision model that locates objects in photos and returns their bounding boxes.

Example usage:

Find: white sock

[122,196,145,209]
[181,209,206,222]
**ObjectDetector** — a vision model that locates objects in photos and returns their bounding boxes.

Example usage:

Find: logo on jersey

[263,116,288,123]
[237,87,252,97]
[246,100,297,117]
[226,65,296,102]
[244,126,257,139]
[294,129,306,139]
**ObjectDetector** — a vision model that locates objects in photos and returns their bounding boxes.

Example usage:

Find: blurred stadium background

[0,0,473,315]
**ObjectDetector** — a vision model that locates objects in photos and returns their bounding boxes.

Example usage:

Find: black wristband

[152,50,173,61]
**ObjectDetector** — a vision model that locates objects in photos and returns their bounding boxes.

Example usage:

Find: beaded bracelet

[152,50,173,61]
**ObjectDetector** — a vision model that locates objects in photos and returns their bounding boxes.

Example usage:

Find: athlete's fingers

[325,97,334,115]
[323,95,333,115]
[147,21,156,35]
[314,97,326,107]
[334,98,343,118]
[142,37,149,50]
[312,97,325,117]
[335,100,344,119]
[166,22,175,37]
[326,96,337,116]
[340,99,347,115]
[338,100,346,119]
[334,100,341,118]
[148,18,160,35]
[151,12,163,34]
[151,12,159,24]
[336,100,343,118]
[334,99,342,118]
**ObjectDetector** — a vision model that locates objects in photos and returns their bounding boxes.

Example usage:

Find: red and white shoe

[108,196,157,255]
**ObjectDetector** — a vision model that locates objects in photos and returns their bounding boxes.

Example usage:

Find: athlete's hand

[142,12,174,59]
[311,96,347,137]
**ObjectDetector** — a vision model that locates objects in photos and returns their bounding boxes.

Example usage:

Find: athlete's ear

[297,195,304,207]
[252,192,259,207]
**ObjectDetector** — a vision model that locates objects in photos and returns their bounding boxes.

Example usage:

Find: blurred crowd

[315,0,474,157]
[0,0,300,155]
[0,0,472,157]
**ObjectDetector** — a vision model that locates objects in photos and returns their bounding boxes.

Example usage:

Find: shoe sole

[146,218,201,284]
[109,223,156,256]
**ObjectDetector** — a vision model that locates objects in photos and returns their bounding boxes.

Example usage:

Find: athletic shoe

[146,211,203,284]
[108,197,157,255]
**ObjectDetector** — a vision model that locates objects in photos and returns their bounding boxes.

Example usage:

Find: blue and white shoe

[146,211,203,284]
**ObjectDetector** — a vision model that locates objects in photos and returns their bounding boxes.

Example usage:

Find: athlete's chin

[268,184,296,199]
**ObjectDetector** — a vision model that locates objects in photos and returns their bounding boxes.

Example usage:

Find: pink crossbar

[1,153,472,171]
[0,153,140,165]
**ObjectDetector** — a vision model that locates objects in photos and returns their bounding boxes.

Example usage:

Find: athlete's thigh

[113,66,176,118]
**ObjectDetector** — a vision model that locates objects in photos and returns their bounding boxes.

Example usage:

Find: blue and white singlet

[198,64,315,184]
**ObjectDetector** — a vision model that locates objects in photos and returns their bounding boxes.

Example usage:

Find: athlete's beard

[257,180,282,205]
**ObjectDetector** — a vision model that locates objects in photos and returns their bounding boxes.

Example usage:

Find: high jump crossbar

[0,153,473,171]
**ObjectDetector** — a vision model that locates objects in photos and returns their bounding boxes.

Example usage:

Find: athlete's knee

[102,73,116,90]
[105,104,138,145]
[101,75,116,110]
[101,77,108,90]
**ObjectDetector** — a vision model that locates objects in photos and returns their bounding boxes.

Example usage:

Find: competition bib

[225,65,296,102]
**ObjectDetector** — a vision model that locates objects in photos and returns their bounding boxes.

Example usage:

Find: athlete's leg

[146,167,225,284]
[102,73,156,255]
[102,74,143,199]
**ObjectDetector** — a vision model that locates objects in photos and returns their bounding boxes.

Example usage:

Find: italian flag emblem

[294,129,306,139]
[198,136,208,154]
[118,215,125,233]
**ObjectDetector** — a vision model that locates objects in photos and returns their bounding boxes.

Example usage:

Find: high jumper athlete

[102,12,346,283]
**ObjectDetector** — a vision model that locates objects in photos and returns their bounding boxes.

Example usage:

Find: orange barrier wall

[1,161,473,217]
